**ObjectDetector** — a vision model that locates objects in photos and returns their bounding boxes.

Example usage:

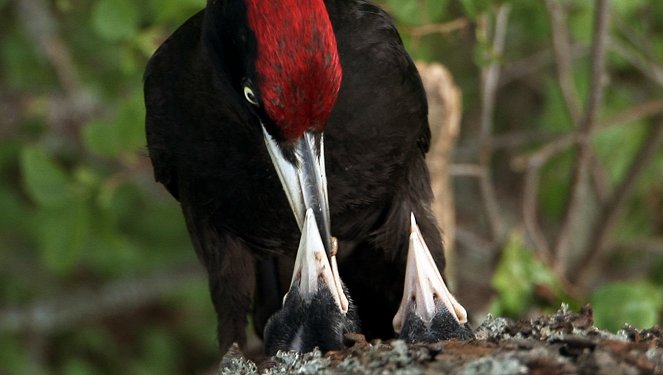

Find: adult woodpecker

[144,0,471,354]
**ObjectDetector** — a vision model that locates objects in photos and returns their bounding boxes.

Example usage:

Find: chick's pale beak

[286,208,348,313]
[262,126,332,256]
[393,213,468,334]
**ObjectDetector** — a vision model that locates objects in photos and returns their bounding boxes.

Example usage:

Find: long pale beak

[263,126,332,256]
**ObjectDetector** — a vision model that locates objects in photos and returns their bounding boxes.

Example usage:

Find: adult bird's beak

[262,126,333,256]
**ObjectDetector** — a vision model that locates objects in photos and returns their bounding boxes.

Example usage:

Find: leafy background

[1,0,662,374]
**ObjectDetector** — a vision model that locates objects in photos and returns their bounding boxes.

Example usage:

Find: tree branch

[511,98,663,170]
[407,18,469,37]
[544,0,583,125]
[13,0,82,96]
[522,168,551,258]
[573,119,663,288]
[0,265,204,335]
[477,5,511,242]
[553,0,611,277]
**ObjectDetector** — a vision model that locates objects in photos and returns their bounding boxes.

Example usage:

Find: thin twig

[544,0,582,126]
[554,0,611,277]
[512,133,576,171]
[604,98,663,127]
[573,119,663,288]
[522,168,551,257]
[500,44,588,88]
[511,98,663,170]
[611,42,663,89]
[450,163,485,177]
[407,18,469,37]
[471,97,663,157]
[612,237,663,254]
[0,265,204,335]
[13,0,82,96]
[477,5,511,242]
[587,151,613,203]
[611,22,663,90]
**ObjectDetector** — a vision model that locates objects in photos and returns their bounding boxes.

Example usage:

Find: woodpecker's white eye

[243,86,258,106]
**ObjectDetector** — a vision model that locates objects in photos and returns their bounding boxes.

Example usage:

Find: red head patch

[245,0,342,141]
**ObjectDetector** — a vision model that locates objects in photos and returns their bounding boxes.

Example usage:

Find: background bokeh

[1,0,662,373]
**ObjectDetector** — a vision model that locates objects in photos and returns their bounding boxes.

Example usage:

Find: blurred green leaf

[83,119,123,157]
[116,96,147,153]
[83,95,146,158]
[491,230,564,316]
[385,0,446,26]
[611,0,647,20]
[62,358,97,375]
[134,27,166,57]
[592,119,646,184]
[1,30,54,90]
[460,0,495,20]
[92,0,140,42]
[0,337,42,375]
[141,329,179,373]
[539,151,572,219]
[0,140,20,173]
[591,281,663,332]
[35,199,91,275]
[20,146,72,207]
[568,2,593,44]
[0,184,28,232]
[150,0,205,24]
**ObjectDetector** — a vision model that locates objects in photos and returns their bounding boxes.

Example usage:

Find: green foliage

[1,1,216,373]
[384,0,447,26]
[92,0,141,42]
[1,0,662,373]
[83,95,146,158]
[591,282,663,332]
[490,231,567,317]
[459,0,499,20]
[21,146,74,207]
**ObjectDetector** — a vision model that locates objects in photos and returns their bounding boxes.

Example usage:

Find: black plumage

[145,0,447,354]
